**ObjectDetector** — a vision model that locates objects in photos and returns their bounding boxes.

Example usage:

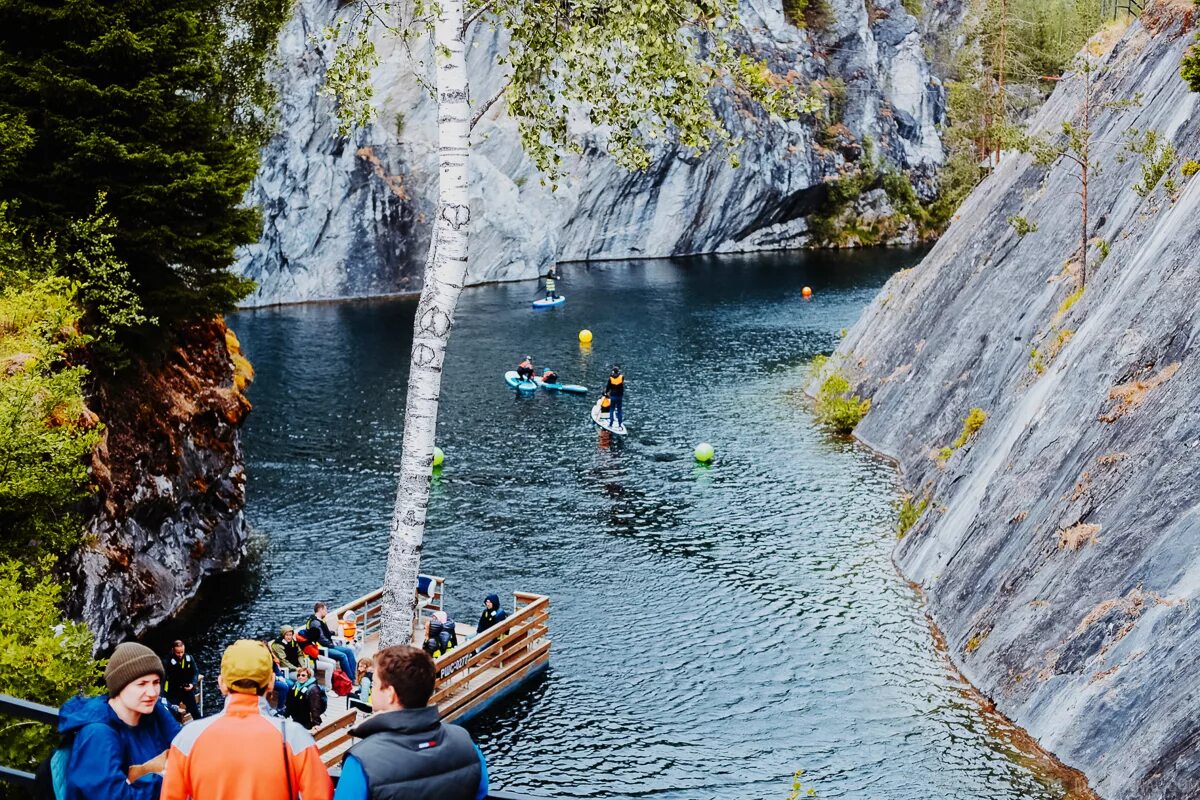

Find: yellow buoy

[694,442,715,463]
[802,286,813,299]
[579,329,593,344]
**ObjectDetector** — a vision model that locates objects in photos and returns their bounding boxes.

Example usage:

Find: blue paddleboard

[534,375,587,394]
[505,370,537,392]
[532,296,566,310]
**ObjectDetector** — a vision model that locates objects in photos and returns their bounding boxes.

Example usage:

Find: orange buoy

[802,286,813,299]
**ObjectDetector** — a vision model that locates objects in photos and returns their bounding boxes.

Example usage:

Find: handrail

[0,693,551,798]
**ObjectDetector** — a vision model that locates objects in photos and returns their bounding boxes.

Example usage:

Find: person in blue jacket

[60,641,182,799]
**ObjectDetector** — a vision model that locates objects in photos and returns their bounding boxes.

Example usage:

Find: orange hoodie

[161,692,332,800]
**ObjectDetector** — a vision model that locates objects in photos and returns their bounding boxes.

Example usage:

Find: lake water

[168,249,1072,799]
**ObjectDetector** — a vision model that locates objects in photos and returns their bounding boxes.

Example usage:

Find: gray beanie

[105,642,164,696]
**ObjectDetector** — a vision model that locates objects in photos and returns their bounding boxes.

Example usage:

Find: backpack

[331,668,354,697]
[32,746,69,800]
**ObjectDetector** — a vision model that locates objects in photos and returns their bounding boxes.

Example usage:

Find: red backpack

[331,668,354,697]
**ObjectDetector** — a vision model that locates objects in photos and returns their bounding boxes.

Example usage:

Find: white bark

[381,0,471,647]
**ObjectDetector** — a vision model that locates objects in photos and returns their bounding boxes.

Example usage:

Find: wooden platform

[311,580,551,768]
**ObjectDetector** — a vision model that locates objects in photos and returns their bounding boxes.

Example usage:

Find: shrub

[1183,160,1200,178]
[901,0,923,18]
[937,446,954,463]
[0,560,101,778]
[0,276,102,560]
[1125,129,1177,198]
[1182,35,1200,92]
[896,494,929,539]
[1029,347,1045,374]
[1057,286,1084,317]
[951,408,987,449]
[1007,215,1038,236]
[813,370,870,434]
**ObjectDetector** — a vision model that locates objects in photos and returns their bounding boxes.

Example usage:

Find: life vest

[609,375,623,386]
[545,277,556,291]
[519,359,532,370]
[600,396,611,409]
[340,618,357,641]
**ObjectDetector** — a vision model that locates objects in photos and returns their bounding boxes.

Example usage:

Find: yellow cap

[221,640,273,694]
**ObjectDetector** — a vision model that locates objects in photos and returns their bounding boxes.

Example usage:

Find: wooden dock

[311,577,551,768]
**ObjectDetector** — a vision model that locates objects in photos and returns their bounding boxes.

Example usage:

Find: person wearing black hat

[58,641,182,799]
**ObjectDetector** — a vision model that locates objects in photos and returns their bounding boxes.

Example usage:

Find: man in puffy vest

[162,640,201,720]
[332,645,488,800]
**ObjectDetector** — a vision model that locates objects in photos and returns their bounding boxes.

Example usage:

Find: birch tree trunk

[380,0,471,647]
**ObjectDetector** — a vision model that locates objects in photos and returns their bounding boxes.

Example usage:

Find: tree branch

[461,0,496,35]
[470,81,509,131]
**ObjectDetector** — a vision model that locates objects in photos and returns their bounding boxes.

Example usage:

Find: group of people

[52,640,487,800]
[46,593,513,800]
[515,356,558,386]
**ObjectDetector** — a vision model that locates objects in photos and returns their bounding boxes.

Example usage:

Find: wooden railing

[430,592,551,722]
[332,574,446,642]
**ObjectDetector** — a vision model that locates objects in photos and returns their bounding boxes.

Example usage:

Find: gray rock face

[69,321,250,651]
[236,0,946,305]
[820,7,1200,798]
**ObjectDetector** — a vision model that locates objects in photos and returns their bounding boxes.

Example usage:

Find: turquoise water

[170,250,1069,799]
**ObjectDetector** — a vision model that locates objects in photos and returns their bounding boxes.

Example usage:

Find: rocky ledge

[818,3,1200,798]
[70,319,252,651]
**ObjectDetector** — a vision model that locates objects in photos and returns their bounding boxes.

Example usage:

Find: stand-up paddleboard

[534,375,587,394]
[532,295,566,310]
[505,370,538,392]
[591,398,627,435]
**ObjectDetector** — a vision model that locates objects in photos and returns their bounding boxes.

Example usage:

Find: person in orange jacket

[161,640,332,800]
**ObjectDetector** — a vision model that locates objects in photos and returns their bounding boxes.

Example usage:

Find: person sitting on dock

[517,355,535,381]
[332,645,489,800]
[269,624,305,678]
[161,640,332,800]
[294,628,337,691]
[604,365,625,427]
[476,594,508,635]
[339,609,360,652]
[285,665,328,731]
[306,602,357,684]
[162,640,201,721]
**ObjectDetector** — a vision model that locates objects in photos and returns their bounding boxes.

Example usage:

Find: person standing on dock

[604,366,626,427]
[305,602,357,683]
[161,640,332,800]
[162,640,201,721]
[476,594,508,635]
[333,646,488,800]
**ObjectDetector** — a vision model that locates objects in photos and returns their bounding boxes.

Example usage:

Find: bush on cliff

[813,369,871,434]
[0,561,101,787]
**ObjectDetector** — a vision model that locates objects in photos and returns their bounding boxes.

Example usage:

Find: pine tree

[0,0,289,334]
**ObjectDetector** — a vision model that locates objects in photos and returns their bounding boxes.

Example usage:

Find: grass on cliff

[810,356,871,434]
[896,494,929,539]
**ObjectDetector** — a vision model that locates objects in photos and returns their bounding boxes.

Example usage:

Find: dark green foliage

[1184,36,1200,92]
[0,0,290,332]
[0,561,101,784]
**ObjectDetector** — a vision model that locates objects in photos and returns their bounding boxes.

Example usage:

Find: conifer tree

[0,0,290,335]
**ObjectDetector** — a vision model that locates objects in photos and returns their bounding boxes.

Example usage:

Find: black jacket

[476,594,508,634]
[347,706,483,800]
[306,614,336,647]
[163,653,199,697]
[285,680,327,730]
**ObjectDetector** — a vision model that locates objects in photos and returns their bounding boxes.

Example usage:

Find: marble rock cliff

[70,320,252,650]
[235,0,946,305]
[820,3,1200,797]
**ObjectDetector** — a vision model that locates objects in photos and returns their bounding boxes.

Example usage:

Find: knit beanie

[105,642,165,697]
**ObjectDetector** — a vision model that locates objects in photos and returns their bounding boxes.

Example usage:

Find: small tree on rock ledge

[324,0,810,647]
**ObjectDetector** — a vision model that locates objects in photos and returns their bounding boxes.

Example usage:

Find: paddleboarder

[604,366,625,428]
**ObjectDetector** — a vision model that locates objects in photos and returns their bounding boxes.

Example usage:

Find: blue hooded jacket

[477,594,509,634]
[58,693,181,800]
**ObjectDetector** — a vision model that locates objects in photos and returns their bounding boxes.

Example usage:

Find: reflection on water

[164,249,1070,799]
